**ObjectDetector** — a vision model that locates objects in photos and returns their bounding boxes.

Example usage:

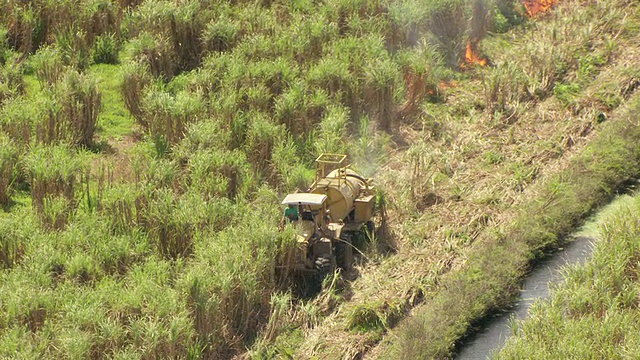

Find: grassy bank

[384,95,640,358]
[498,192,640,359]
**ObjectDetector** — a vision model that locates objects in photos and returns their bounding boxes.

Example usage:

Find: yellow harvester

[281,154,375,276]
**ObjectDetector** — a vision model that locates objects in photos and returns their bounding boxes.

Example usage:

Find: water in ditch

[455,193,635,360]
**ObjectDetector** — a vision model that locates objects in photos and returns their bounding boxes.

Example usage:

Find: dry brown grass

[293,82,598,357]
[290,3,640,353]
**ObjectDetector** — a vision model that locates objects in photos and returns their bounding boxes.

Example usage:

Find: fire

[464,40,487,67]
[438,81,458,90]
[522,0,560,17]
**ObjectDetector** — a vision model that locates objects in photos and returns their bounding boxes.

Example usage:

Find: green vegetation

[90,64,135,140]
[0,134,17,205]
[498,193,640,359]
[0,0,639,358]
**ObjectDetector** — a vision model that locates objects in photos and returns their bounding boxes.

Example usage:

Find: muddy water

[455,193,636,359]
[455,236,594,359]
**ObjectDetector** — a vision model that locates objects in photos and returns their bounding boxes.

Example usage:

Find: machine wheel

[335,234,354,271]
[314,256,334,279]
[366,220,375,235]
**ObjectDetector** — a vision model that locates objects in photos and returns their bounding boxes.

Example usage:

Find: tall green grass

[139,86,204,148]
[0,192,298,358]
[31,46,65,87]
[184,149,253,199]
[0,133,17,205]
[0,0,121,59]
[178,209,298,357]
[202,14,240,53]
[123,32,176,80]
[244,113,285,178]
[120,60,151,125]
[0,97,37,147]
[23,144,87,229]
[125,0,206,72]
[32,70,102,148]
[98,183,147,234]
[0,57,24,103]
[0,208,34,269]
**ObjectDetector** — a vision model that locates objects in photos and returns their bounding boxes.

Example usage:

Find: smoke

[470,0,489,43]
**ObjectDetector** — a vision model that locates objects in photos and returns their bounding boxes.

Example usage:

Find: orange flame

[438,81,458,90]
[464,40,487,67]
[522,0,559,17]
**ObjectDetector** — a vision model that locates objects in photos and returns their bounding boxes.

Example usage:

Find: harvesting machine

[281,154,375,277]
